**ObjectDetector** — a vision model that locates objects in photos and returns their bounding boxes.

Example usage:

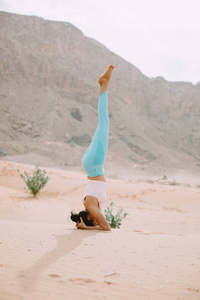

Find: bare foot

[97,65,115,86]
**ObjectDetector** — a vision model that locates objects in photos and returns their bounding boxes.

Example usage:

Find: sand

[0,160,200,300]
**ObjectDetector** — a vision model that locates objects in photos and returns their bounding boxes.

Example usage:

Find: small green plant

[103,202,127,229]
[162,175,168,180]
[168,179,176,186]
[18,166,50,197]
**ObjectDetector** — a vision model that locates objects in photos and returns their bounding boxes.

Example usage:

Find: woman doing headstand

[71,65,115,231]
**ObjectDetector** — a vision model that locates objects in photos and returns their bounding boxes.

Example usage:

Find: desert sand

[0,160,200,300]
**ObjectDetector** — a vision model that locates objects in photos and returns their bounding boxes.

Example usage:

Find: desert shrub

[18,166,50,197]
[169,179,176,186]
[103,202,127,229]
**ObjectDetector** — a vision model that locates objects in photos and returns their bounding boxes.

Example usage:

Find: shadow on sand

[18,229,102,293]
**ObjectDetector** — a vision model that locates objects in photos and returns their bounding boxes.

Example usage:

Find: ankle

[100,83,109,94]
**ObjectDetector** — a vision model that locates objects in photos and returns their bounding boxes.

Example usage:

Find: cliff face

[0,12,200,179]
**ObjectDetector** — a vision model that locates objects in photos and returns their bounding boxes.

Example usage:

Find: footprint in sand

[42,191,60,197]
[104,281,114,285]
[185,288,200,293]
[164,207,187,213]
[68,278,96,284]
[133,230,150,235]
[48,274,61,278]
[140,189,156,195]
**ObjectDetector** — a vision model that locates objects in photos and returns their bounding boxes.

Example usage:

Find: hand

[76,217,87,229]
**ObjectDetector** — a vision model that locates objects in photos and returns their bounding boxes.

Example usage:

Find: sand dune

[0,160,200,300]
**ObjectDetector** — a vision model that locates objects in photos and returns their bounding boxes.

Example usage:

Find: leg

[82,91,109,177]
[82,65,115,177]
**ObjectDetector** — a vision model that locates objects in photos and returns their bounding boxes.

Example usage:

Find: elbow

[105,225,111,231]
[98,224,111,231]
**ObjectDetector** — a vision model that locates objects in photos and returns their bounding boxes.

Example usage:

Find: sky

[1,0,200,83]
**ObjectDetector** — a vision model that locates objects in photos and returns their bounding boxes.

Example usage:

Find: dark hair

[70,210,94,226]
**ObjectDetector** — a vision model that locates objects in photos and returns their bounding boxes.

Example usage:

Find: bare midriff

[87,175,106,182]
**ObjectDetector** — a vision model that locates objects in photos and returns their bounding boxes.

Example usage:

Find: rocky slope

[0,12,200,180]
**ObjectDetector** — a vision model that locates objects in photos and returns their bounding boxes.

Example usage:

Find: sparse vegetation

[103,202,127,229]
[18,166,50,197]
[169,179,176,186]
[162,175,177,186]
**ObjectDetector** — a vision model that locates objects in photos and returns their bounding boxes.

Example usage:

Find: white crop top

[83,179,107,209]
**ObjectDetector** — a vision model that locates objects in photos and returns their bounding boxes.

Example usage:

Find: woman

[71,65,115,231]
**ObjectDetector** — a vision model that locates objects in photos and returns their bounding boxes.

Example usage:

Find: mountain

[0,11,200,181]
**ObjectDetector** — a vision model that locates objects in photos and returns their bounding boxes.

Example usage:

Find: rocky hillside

[0,12,200,180]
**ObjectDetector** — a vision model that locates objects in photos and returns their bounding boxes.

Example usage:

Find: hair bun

[70,212,80,223]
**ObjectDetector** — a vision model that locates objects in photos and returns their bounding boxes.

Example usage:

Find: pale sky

[1,0,200,83]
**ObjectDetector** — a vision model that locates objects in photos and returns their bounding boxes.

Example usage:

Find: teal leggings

[82,91,109,177]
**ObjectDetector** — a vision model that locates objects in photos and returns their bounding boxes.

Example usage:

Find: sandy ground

[0,160,200,300]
